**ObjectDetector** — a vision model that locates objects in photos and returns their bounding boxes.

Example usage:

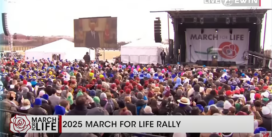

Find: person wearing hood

[174,77,182,89]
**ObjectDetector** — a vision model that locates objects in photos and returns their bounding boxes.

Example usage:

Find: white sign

[185,28,249,64]
[10,115,254,133]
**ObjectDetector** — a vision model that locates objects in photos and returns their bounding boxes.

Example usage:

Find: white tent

[121,39,168,64]
[25,39,95,61]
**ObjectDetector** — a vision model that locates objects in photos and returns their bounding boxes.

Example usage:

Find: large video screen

[74,17,117,49]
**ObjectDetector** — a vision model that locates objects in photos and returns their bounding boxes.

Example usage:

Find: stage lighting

[200,17,204,24]
[215,29,218,33]
[232,17,236,23]
[226,17,230,24]
[193,17,197,23]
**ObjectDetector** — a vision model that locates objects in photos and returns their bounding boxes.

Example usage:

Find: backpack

[104,99,114,115]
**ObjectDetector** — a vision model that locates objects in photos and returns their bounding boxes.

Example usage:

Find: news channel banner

[9,115,258,133]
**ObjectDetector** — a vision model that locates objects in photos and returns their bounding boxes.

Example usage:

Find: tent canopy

[26,39,74,52]
[25,39,95,61]
[121,39,168,64]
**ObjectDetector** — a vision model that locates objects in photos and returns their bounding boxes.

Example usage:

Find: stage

[151,9,269,67]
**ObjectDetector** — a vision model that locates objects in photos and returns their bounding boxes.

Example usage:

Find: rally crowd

[0,54,272,137]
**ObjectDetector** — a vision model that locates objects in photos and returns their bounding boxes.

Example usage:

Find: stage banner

[74,17,117,49]
[185,28,249,64]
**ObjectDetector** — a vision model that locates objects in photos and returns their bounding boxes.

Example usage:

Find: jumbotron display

[74,17,117,49]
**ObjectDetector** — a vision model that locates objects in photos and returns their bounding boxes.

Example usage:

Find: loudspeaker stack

[2,13,10,36]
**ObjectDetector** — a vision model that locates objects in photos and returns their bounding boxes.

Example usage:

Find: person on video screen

[85,19,100,48]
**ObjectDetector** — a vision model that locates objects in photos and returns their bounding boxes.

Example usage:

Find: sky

[1,0,272,49]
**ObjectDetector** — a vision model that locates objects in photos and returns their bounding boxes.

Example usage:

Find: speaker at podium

[211,55,218,66]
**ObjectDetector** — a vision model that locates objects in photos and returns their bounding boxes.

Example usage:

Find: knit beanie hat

[223,100,232,110]
[34,98,42,106]
[54,105,66,115]
[254,127,267,134]
[235,103,241,112]
[67,95,74,105]
[76,91,83,98]
[42,94,49,100]
[88,90,96,97]
[100,93,107,100]
[93,96,100,104]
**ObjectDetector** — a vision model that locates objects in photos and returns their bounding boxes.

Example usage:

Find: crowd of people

[0,55,272,137]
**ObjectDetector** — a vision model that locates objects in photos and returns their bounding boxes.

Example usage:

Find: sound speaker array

[2,13,10,36]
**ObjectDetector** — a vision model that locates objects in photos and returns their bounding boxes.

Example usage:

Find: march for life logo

[10,115,59,133]
[260,131,271,137]
[218,42,239,59]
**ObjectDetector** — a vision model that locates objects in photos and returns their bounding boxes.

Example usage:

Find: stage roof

[151,9,270,18]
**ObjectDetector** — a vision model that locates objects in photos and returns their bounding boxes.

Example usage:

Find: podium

[211,55,218,66]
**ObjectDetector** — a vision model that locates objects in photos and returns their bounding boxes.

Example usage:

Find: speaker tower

[2,13,10,36]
